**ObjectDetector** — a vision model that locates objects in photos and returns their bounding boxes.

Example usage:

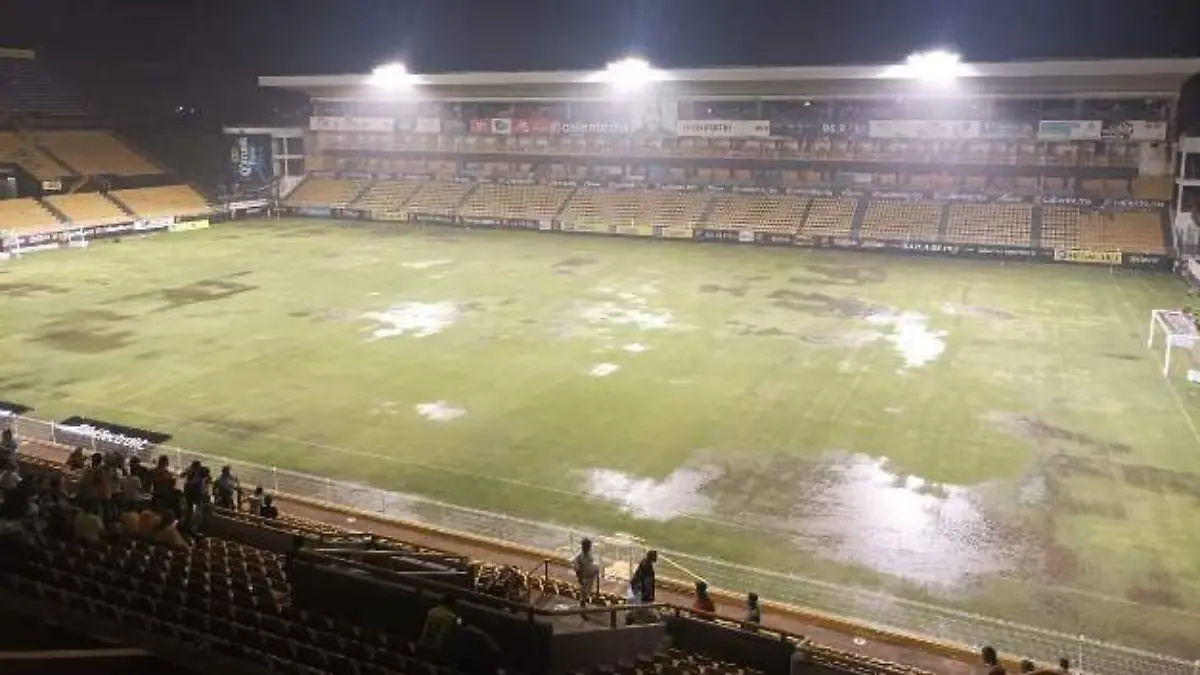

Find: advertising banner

[1109,198,1168,212]
[490,118,513,135]
[675,120,771,138]
[657,226,694,239]
[531,118,561,135]
[867,120,981,140]
[0,401,32,420]
[169,219,211,233]
[56,416,172,455]
[614,224,654,237]
[309,116,396,133]
[1053,248,1123,265]
[1037,120,1102,141]
[980,122,1035,139]
[227,133,273,188]
[561,121,631,135]
[1128,121,1168,142]
[414,117,442,134]
[469,119,490,134]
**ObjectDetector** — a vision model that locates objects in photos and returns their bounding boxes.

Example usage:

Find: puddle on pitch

[361,301,458,339]
[864,311,946,370]
[401,259,453,270]
[580,467,719,521]
[587,363,621,377]
[414,400,467,421]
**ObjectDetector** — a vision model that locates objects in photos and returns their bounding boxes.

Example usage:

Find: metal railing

[7,413,1199,675]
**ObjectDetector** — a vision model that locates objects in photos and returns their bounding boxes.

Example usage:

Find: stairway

[105,192,138,218]
[848,197,870,240]
[935,203,951,243]
[38,197,70,224]
[1029,205,1045,249]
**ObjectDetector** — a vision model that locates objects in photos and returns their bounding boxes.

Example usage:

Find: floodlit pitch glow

[588,57,666,90]
[369,63,417,90]
[883,50,973,86]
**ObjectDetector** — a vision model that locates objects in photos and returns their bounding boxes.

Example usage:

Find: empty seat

[943,203,1032,247]
[0,197,62,232]
[860,200,943,242]
[110,185,209,219]
[44,193,127,224]
[34,131,160,176]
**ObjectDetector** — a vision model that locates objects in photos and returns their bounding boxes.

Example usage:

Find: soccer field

[3,219,1200,654]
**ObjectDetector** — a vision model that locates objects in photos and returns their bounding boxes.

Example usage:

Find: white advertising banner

[1127,120,1168,142]
[309,116,397,132]
[414,117,442,134]
[1037,120,1102,141]
[675,120,770,138]
[490,118,513,135]
[867,120,981,139]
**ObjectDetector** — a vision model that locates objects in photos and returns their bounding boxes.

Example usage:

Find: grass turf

[3,218,1200,655]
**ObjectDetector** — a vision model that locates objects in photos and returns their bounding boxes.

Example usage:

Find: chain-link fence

[8,413,1198,675]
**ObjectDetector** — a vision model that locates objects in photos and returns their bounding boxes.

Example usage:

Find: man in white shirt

[73,507,105,544]
[119,470,145,507]
[572,538,599,606]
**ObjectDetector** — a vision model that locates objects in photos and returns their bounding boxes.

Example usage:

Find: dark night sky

[2,0,1199,75]
[0,0,1197,125]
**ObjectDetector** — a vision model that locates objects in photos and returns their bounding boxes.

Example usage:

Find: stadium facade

[258,57,1200,269]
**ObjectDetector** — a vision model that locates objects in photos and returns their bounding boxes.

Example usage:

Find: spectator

[1059,658,1070,674]
[693,580,716,616]
[0,476,34,518]
[66,446,86,471]
[572,538,599,606]
[0,428,16,463]
[260,494,278,519]
[790,638,812,675]
[150,455,176,508]
[1020,660,1035,674]
[449,619,502,675]
[0,461,20,492]
[73,505,105,544]
[981,646,1005,675]
[119,466,145,508]
[128,456,148,486]
[118,507,142,536]
[246,485,265,515]
[214,466,237,509]
[416,597,458,658]
[631,550,658,603]
[745,592,761,625]
[77,453,112,514]
[137,508,162,534]
[151,511,190,550]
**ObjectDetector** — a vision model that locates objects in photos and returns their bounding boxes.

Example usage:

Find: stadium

[4,37,1200,675]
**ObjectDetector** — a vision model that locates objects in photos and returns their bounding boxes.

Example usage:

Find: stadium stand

[800,197,858,238]
[0,131,70,179]
[561,188,710,228]
[109,185,210,219]
[1040,206,1091,251]
[0,197,61,231]
[0,55,87,116]
[285,177,370,208]
[705,193,810,233]
[398,180,473,217]
[351,179,425,220]
[33,131,161,176]
[859,200,943,242]
[1082,211,1168,254]
[943,203,1034,247]
[458,182,574,221]
[44,192,128,224]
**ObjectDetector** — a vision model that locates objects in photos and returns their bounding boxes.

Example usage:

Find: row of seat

[283,177,1167,252]
[0,185,210,233]
[0,130,159,179]
[313,132,1142,167]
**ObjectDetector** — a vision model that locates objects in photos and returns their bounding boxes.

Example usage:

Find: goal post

[1146,309,1199,378]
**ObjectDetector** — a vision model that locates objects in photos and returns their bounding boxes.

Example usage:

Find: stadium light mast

[588,57,667,92]
[369,62,418,90]
[883,50,973,88]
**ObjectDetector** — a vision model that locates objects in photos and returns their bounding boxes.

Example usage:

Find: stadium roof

[260,58,1200,101]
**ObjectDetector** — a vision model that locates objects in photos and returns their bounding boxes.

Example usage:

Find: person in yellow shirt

[416,597,459,658]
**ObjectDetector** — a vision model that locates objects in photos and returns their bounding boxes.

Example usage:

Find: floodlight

[369,62,417,90]
[883,50,973,86]
[589,57,666,90]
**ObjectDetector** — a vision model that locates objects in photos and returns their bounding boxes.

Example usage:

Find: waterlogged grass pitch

[2,219,1200,655]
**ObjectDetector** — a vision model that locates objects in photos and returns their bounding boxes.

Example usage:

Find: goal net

[1146,309,1200,379]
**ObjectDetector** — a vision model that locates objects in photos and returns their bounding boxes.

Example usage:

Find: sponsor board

[56,416,172,455]
[1037,120,1102,141]
[657,226,694,239]
[614,224,654,237]
[490,118,512,135]
[675,120,771,139]
[41,180,63,192]
[692,228,742,243]
[868,120,981,140]
[309,116,396,133]
[169,219,210,233]
[1054,248,1123,265]
[1038,195,1100,207]
[561,222,611,234]
[296,207,333,218]
[754,231,794,246]
[561,121,631,135]
[228,199,270,213]
[0,401,33,419]
[414,117,442,134]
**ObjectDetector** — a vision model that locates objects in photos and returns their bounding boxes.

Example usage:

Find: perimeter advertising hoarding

[309,116,396,133]
[867,120,981,140]
[675,120,771,138]
[1037,120,1102,141]
[227,133,273,188]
